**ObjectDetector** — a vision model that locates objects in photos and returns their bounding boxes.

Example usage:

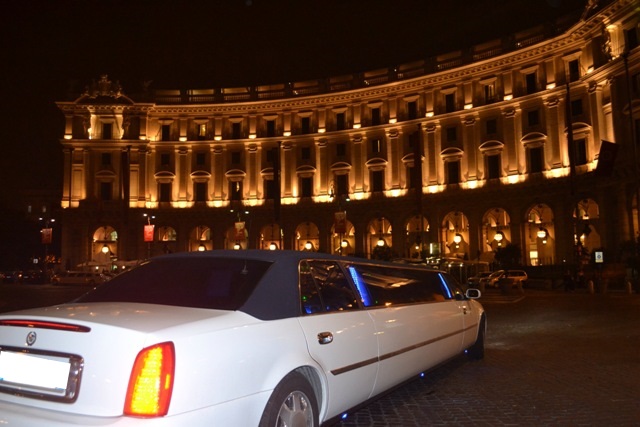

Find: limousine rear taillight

[124,342,175,417]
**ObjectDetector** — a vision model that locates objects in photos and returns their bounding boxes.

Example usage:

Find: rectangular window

[486,154,501,179]
[265,179,276,200]
[528,146,544,173]
[300,177,312,198]
[371,138,382,154]
[232,122,242,139]
[160,153,171,166]
[336,174,349,196]
[408,165,421,190]
[336,112,346,130]
[301,146,311,160]
[528,110,540,127]
[230,181,242,201]
[407,101,417,120]
[371,170,384,192]
[446,126,457,142]
[102,123,112,140]
[525,72,537,94]
[447,161,460,184]
[371,108,381,125]
[571,99,583,116]
[198,123,207,139]
[336,143,346,157]
[101,153,111,166]
[195,152,206,166]
[266,120,276,137]
[486,119,497,135]
[266,148,276,164]
[100,182,112,201]
[575,138,587,166]
[301,117,311,134]
[568,59,580,82]
[445,93,455,113]
[194,182,207,202]
[484,83,496,104]
[161,124,171,141]
[159,183,172,202]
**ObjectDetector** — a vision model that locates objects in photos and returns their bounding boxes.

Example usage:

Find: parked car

[467,271,492,288]
[20,270,49,285]
[0,250,485,426]
[504,269,528,286]
[1,271,21,284]
[483,269,528,287]
[50,271,109,286]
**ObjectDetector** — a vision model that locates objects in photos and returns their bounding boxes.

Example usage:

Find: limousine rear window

[76,257,271,310]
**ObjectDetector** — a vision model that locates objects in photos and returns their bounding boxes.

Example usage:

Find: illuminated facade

[56,0,639,272]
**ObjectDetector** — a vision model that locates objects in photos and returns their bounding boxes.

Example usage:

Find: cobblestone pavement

[335,290,640,427]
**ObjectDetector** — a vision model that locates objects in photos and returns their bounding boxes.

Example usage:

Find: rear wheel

[467,316,485,360]
[259,371,319,427]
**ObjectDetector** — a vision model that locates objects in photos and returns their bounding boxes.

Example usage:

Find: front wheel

[259,371,319,427]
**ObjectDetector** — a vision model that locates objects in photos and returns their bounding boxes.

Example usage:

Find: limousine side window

[299,260,360,314]
[347,264,449,307]
[438,272,466,300]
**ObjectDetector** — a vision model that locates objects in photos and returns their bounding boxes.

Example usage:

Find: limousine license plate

[0,349,71,397]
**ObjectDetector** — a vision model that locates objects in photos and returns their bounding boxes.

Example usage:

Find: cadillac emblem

[26,331,37,346]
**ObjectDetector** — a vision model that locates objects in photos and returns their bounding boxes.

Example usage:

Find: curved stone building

[57,0,639,278]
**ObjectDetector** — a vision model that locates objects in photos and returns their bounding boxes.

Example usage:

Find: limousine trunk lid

[0,302,237,417]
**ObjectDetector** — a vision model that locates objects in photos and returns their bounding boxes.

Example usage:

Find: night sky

[1,0,588,196]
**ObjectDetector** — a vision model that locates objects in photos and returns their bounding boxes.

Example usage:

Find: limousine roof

[80,250,447,320]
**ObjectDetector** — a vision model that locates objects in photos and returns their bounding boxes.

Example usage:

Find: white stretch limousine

[0,250,485,426]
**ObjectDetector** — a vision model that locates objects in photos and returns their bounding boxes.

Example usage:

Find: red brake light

[124,342,175,417]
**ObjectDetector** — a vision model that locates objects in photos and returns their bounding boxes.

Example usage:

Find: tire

[259,371,319,427]
[466,316,486,360]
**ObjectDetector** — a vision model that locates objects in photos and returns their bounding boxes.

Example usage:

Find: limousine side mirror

[465,288,481,299]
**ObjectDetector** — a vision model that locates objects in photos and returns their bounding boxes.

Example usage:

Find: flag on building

[595,140,618,177]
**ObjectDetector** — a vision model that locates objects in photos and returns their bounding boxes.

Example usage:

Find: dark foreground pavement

[337,289,640,426]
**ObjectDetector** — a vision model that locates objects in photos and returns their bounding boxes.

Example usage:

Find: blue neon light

[348,266,373,307]
[438,273,453,299]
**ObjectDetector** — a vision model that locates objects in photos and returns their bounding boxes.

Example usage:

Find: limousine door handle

[317,332,334,345]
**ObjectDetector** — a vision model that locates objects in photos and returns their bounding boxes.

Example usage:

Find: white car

[0,250,485,426]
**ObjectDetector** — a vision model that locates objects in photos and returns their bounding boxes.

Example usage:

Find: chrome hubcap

[276,390,313,427]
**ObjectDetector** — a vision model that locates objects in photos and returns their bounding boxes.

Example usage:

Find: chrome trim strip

[330,323,478,376]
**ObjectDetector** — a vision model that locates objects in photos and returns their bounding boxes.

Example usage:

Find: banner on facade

[595,140,618,177]
[41,228,52,245]
[235,221,247,241]
[334,211,347,234]
[143,224,155,242]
